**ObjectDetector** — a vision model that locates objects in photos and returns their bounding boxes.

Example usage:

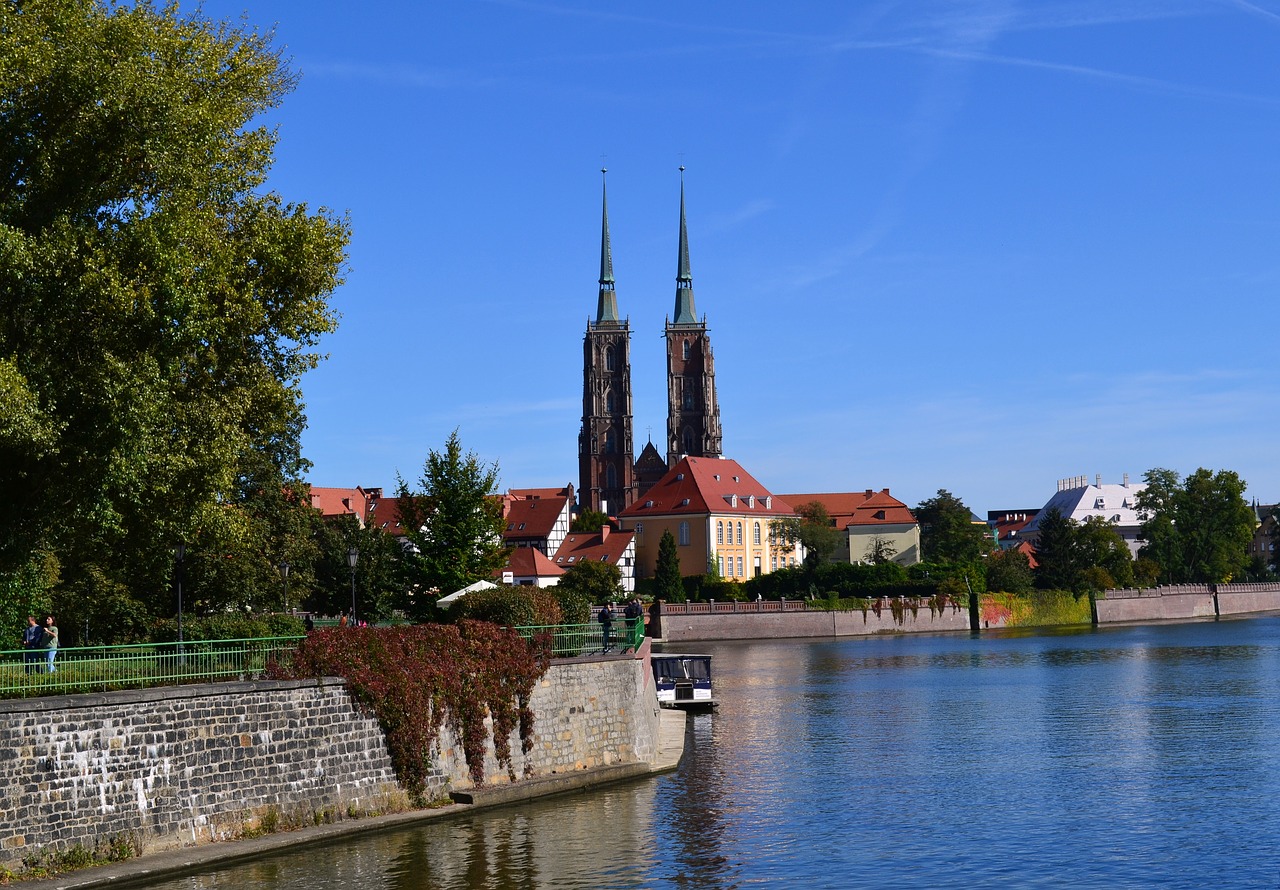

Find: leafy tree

[1074,516,1134,589]
[395,430,508,619]
[570,510,610,533]
[770,502,842,568]
[1033,508,1080,590]
[915,490,990,564]
[1136,468,1255,583]
[0,1,348,638]
[312,515,404,621]
[653,529,684,602]
[985,548,1034,593]
[555,558,623,606]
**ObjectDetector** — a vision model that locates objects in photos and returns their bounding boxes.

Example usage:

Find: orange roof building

[778,489,921,565]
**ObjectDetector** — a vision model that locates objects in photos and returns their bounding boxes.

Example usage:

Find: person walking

[42,615,59,674]
[598,602,614,653]
[22,616,41,674]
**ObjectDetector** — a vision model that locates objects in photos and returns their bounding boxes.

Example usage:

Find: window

[717,522,724,544]
[682,427,694,454]
[737,522,743,545]
[737,556,743,577]
[719,555,726,576]
[604,429,617,454]
[606,464,617,489]
[874,510,886,520]
[635,523,644,535]
[683,385,695,410]
[683,339,690,360]
[679,521,690,546]
[771,555,777,571]
[753,522,761,545]
[605,344,616,371]
[605,390,615,413]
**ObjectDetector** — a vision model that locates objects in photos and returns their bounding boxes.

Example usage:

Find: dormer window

[1094,498,1105,509]
[746,495,755,508]
[764,496,772,509]
[644,500,654,508]
[680,498,690,506]
[874,510,886,520]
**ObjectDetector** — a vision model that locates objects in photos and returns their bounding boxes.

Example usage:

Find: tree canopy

[915,490,990,565]
[1135,468,1255,583]
[653,529,683,602]
[0,0,348,638]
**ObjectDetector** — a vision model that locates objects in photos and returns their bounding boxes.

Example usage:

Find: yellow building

[619,456,800,581]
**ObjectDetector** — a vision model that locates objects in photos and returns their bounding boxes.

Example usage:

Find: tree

[915,490,990,564]
[769,502,840,569]
[864,536,898,565]
[0,1,348,637]
[986,548,1034,593]
[571,510,610,533]
[653,529,684,602]
[396,431,508,620]
[555,559,623,606]
[1033,508,1079,590]
[1074,516,1134,589]
[1136,468,1255,583]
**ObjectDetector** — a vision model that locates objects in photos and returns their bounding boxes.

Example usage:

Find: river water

[143,617,1280,889]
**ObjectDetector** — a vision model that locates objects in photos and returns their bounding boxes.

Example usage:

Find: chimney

[600,525,610,542]
[1123,473,1129,488]
[1096,474,1102,488]
[865,489,873,498]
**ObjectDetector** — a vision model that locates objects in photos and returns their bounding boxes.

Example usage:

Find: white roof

[437,579,498,609]
[1024,479,1147,534]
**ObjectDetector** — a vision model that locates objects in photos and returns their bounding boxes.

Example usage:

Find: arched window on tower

[605,344,615,371]
[682,382,695,411]
[605,429,617,454]
[606,464,617,489]
[682,339,691,360]
[605,390,615,414]
[682,427,694,455]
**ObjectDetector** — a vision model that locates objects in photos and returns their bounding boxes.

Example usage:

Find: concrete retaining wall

[658,602,970,642]
[1095,586,1217,623]
[0,654,660,870]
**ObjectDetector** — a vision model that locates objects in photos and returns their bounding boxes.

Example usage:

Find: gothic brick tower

[665,168,722,467]
[579,170,637,515]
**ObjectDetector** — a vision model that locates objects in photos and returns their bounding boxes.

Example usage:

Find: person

[22,616,41,674]
[598,602,614,652]
[338,613,348,628]
[42,615,59,674]
[622,598,641,651]
[303,615,315,633]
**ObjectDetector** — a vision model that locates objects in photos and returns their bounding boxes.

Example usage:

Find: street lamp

[174,543,186,655]
[279,560,290,613]
[347,547,359,625]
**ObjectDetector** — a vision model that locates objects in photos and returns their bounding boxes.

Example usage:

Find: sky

[197,0,1280,515]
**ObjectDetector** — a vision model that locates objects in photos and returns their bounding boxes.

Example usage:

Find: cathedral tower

[664,168,723,467]
[579,170,637,514]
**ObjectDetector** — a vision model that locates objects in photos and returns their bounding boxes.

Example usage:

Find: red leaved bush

[269,621,551,796]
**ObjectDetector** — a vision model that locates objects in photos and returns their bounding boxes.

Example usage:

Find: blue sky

[200,0,1280,514]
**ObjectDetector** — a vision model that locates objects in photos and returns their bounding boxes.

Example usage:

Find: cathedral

[578,168,723,516]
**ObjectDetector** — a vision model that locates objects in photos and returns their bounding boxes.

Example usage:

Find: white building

[1022,474,1148,556]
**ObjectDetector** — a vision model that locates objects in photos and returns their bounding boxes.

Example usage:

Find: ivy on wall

[270,622,551,796]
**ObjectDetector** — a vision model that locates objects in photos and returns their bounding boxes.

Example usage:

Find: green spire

[673,165,697,325]
[596,167,619,324]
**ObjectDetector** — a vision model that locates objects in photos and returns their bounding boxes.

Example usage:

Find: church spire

[672,166,697,325]
[596,168,619,324]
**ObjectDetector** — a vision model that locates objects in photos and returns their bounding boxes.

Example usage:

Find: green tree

[1033,508,1080,590]
[312,515,404,621]
[395,431,508,619]
[0,1,348,637]
[769,502,843,568]
[653,529,684,602]
[555,558,623,606]
[863,536,898,565]
[985,548,1034,593]
[571,510,610,533]
[915,490,990,564]
[1136,468,1255,583]
[1075,516,1134,589]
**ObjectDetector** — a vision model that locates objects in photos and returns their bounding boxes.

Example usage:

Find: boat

[651,653,716,710]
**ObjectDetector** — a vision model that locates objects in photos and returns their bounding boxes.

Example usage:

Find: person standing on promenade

[42,616,59,673]
[22,616,41,674]
[598,603,614,653]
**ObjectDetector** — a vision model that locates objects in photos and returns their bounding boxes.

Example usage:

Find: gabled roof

[503,496,567,540]
[777,489,916,529]
[1023,477,1147,535]
[620,456,793,518]
[507,485,574,501]
[498,548,564,579]
[310,487,370,522]
[366,495,409,536]
[553,526,635,567]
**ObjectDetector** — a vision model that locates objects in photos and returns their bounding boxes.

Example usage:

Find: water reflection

[142,617,1280,889]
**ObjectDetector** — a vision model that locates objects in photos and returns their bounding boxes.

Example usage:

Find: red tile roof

[498,548,564,579]
[777,489,916,529]
[503,495,568,541]
[553,526,635,567]
[310,487,371,521]
[620,457,794,518]
[366,495,410,536]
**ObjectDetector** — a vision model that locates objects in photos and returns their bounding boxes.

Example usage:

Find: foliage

[0,552,56,645]
[653,529,684,602]
[984,548,1034,593]
[769,501,842,568]
[863,536,898,564]
[982,591,1092,627]
[0,0,348,638]
[745,561,938,600]
[312,515,404,621]
[553,582,593,626]
[1074,516,1134,589]
[450,584,561,628]
[150,612,304,643]
[570,510,610,533]
[1033,508,1079,590]
[1136,467,1256,584]
[395,430,508,620]
[272,622,550,794]
[915,490,991,564]
[555,557,623,607]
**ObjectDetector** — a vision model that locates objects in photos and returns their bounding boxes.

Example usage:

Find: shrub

[450,585,539,627]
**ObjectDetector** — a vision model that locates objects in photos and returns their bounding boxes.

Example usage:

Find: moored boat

[651,653,716,710]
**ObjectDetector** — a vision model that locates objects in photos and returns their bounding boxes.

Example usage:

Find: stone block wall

[0,657,660,870]
[658,603,970,642]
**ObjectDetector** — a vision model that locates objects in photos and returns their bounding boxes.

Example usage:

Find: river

[142,617,1280,888]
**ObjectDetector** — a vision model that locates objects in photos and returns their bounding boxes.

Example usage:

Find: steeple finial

[673,165,697,324]
[596,167,619,324]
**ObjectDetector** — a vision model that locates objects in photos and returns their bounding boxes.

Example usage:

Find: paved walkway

[25,709,688,890]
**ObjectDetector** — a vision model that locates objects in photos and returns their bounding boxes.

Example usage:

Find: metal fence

[516,616,645,658]
[0,637,304,699]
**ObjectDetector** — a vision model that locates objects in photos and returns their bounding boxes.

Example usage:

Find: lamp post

[174,543,186,657]
[347,547,359,625]
[279,560,290,613]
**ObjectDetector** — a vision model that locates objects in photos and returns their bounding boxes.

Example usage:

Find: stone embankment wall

[0,654,659,870]
[1097,582,1280,623]
[656,600,970,642]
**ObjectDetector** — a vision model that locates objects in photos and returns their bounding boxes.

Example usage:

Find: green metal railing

[516,616,644,658]
[0,636,304,699]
